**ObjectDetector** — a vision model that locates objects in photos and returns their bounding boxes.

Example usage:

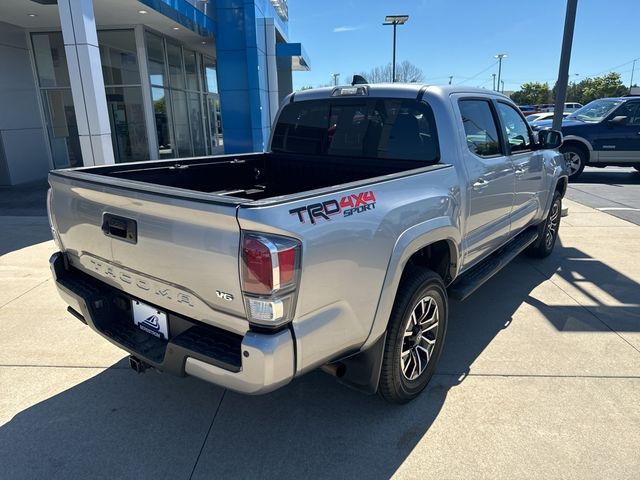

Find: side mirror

[609,115,628,126]
[537,129,563,150]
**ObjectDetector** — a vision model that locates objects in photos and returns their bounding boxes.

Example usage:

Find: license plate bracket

[132,300,169,340]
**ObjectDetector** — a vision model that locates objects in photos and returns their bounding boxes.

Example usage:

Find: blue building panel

[146,0,302,154]
[138,0,216,37]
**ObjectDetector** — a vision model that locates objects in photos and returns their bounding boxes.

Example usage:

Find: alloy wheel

[545,201,560,249]
[401,296,439,381]
[565,152,582,176]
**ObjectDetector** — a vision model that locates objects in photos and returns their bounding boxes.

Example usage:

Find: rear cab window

[271,98,440,163]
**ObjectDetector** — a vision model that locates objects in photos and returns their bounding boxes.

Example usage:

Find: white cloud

[333,25,363,33]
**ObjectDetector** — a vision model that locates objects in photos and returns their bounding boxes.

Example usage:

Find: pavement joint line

[0,278,49,310]
[0,364,129,369]
[598,207,640,212]
[528,262,640,357]
[188,389,226,480]
[434,372,640,379]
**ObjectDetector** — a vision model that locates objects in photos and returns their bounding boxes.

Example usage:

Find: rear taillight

[241,232,301,328]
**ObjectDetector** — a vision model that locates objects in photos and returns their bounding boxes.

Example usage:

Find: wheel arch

[360,219,460,351]
[561,136,592,161]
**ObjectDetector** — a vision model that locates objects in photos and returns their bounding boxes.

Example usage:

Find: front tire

[378,269,448,404]
[527,192,562,258]
[560,144,587,180]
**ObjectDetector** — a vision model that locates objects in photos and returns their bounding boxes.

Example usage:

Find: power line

[584,58,638,78]
[458,61,499,85]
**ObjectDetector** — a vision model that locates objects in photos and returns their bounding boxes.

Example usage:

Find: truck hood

[532,118,588,129]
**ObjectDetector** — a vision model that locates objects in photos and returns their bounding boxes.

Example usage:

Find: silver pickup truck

[48,83,567,403]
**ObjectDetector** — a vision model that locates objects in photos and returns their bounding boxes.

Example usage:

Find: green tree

[569,72,628,104]
[510,82,551,105]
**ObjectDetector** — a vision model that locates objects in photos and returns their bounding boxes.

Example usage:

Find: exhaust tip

[321,362,346,378]
[129,355,149,374]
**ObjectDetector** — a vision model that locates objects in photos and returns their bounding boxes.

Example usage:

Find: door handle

[473,179,489,190]
[102,213,137,244]
[514,166,526,176]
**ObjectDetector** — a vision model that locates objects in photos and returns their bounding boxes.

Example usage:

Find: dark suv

[532,97,640,179]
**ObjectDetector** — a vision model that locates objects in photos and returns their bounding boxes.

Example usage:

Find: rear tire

[527,192,562,258]
[378,269,448,404]
[560,144,587,180]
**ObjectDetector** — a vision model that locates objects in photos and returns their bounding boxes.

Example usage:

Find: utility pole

[492,73,496,91]
[552,0,578,131]
[630,59,638,90]
[495,53,507,93]
[501,80,505,93]
[331,73,340,86]
[448,75,453,85]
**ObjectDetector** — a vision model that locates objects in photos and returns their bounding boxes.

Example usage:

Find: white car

[536,102,583,113]
[527,112,569,123]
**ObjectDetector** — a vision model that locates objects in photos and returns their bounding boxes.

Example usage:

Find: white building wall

[58,0,114,166]
[0,21,50,186]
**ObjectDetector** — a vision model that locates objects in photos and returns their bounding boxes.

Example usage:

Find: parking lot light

[383,15,409,83]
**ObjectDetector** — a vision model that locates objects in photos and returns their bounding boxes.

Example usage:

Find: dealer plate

[132,299,169,340]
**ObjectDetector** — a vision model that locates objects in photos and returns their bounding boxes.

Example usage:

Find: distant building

[0,0,309,186]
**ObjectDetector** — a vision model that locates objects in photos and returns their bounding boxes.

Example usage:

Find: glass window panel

[152,87,175,158]
[40,89,82,168]
[170,89,192,156]
[106,87,149,162]
[166,42,185,90]
[496,102,532,153]
[146,32,167,87]
[184,49,199,91]
[189,93,206,156]
[272,98,439,162]
[203,56,218,93]
[98,30,141,86]
[459,100,503,157]
[208,94,223,149]
[32,32,70,88]
[205,94,217,150]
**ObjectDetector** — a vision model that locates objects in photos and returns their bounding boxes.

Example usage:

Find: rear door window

[271,98,440,163]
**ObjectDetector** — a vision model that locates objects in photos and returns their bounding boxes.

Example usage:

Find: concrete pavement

[0,199,638,480]
[566,166,640,226]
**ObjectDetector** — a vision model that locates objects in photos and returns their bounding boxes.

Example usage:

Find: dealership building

[0,0,309,185]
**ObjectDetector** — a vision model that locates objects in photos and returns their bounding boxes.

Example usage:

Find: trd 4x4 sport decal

[289,191,377,224]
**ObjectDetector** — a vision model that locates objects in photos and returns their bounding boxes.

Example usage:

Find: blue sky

[289,0,640,91]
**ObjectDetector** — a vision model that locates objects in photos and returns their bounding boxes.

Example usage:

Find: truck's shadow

[1,239,638,479]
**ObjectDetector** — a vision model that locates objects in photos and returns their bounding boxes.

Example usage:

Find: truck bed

[82,152,433,202]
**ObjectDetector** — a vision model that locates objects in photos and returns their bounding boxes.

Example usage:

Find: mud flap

[336,333,387,394]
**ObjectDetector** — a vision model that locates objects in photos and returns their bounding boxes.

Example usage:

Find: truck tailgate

[49,173,248,335]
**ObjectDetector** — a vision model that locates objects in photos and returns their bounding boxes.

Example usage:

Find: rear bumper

[49,252,295,394]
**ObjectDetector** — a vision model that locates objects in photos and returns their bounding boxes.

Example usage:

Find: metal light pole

[552,0,578,131]
[383,15,409,82]
[501,80,505,93]
[332,73,340,86]
[492,73,496,91]
[495,53,507,92]
[449,75,453,85]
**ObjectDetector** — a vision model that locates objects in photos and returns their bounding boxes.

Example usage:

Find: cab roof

[290,83,511,103]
